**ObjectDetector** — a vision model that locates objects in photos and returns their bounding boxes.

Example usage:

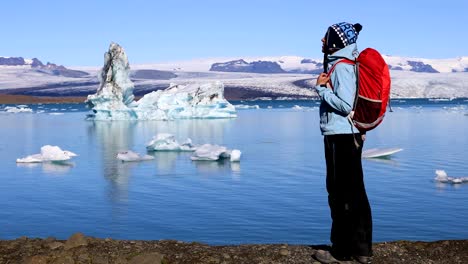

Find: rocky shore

[1,233,467,264]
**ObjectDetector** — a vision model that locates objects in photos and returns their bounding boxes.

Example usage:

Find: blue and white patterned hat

[325,22,362,51]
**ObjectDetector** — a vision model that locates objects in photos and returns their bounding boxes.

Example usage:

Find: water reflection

[16,161,75,174]
[87,118,234,202]
[151,152,181,171]
[88,121,137,203]
[193,159,241,175]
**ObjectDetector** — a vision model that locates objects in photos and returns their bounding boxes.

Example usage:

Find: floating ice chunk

[362,148,403,159]
[434,170,468,184]
[191,144,229,161]
[85,43,236,121]
[235,104,260,109]
[435,170,449,182]
[16,145,77,163]
[146,133,197,151]
[4,106,33,113]
[191,144,241,162]
[116,150,154,162]
[230,149,241,162]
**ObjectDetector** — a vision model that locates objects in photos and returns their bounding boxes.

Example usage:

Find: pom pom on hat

[353,23,363,33]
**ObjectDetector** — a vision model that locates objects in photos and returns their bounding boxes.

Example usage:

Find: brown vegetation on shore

[1,233,467,264]
[0,94,87,104]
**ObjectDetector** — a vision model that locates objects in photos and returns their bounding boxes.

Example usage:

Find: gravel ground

[1,233,467,264]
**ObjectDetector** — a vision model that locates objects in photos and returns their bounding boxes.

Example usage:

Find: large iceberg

[86,42,236,120]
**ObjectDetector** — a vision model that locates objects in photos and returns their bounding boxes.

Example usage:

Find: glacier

[85,43,236,120]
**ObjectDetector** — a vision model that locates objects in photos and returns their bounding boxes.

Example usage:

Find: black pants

[324,134,372,258]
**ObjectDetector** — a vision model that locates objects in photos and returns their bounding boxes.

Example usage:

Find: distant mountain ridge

[210,59,285,74]
[0,56,88,78]
[207,55,468,74]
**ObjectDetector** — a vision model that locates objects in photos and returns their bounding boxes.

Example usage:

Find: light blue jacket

[315,43,359,135]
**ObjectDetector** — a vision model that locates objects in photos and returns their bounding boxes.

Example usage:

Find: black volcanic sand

[1,233,467,264]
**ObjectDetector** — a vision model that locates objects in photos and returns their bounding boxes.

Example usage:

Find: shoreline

[1,234,467,264]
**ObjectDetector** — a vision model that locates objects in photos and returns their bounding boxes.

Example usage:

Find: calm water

[1,99,467,245]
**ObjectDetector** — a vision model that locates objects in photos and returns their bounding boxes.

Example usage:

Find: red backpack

[328,48,391,132]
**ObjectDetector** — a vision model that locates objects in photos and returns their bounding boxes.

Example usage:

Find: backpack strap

[326,59,356,90]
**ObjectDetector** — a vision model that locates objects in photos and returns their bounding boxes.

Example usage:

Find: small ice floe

[434,170,468,184]
[16,145,78,163]
[191,144,241,162]
[146,133,196,151]
[234,104,260,110]
[49,113,64,115]
[362,148,403,159]
[116,150,154,162]
[292,105,303,110]
[443,105,466,113]
[4,106,33,113]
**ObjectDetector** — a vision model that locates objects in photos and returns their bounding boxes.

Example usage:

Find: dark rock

[300,58,316,64]
[0,57,25,65]
[31,58,44,67]
[407,61,439,73]
[389,65,404,70]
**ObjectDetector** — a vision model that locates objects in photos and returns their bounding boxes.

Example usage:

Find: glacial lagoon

[1,99,467,245]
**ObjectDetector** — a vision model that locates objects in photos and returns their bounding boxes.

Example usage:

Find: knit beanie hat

[324,22,362,53]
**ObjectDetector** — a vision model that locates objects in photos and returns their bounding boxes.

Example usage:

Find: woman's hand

[316,73,330,86]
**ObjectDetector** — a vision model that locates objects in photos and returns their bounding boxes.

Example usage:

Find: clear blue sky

[1,0,467,66]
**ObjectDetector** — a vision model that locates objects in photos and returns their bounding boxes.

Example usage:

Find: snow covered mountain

[1,54,468,99]
[0,56,88,77]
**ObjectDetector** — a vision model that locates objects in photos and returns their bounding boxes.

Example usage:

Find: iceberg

[16,145,77,163]
[146,133,196,152]
[434,170,468,184]
[86,42,236,120]
[191,144,241,162]
[116,151,154,162]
